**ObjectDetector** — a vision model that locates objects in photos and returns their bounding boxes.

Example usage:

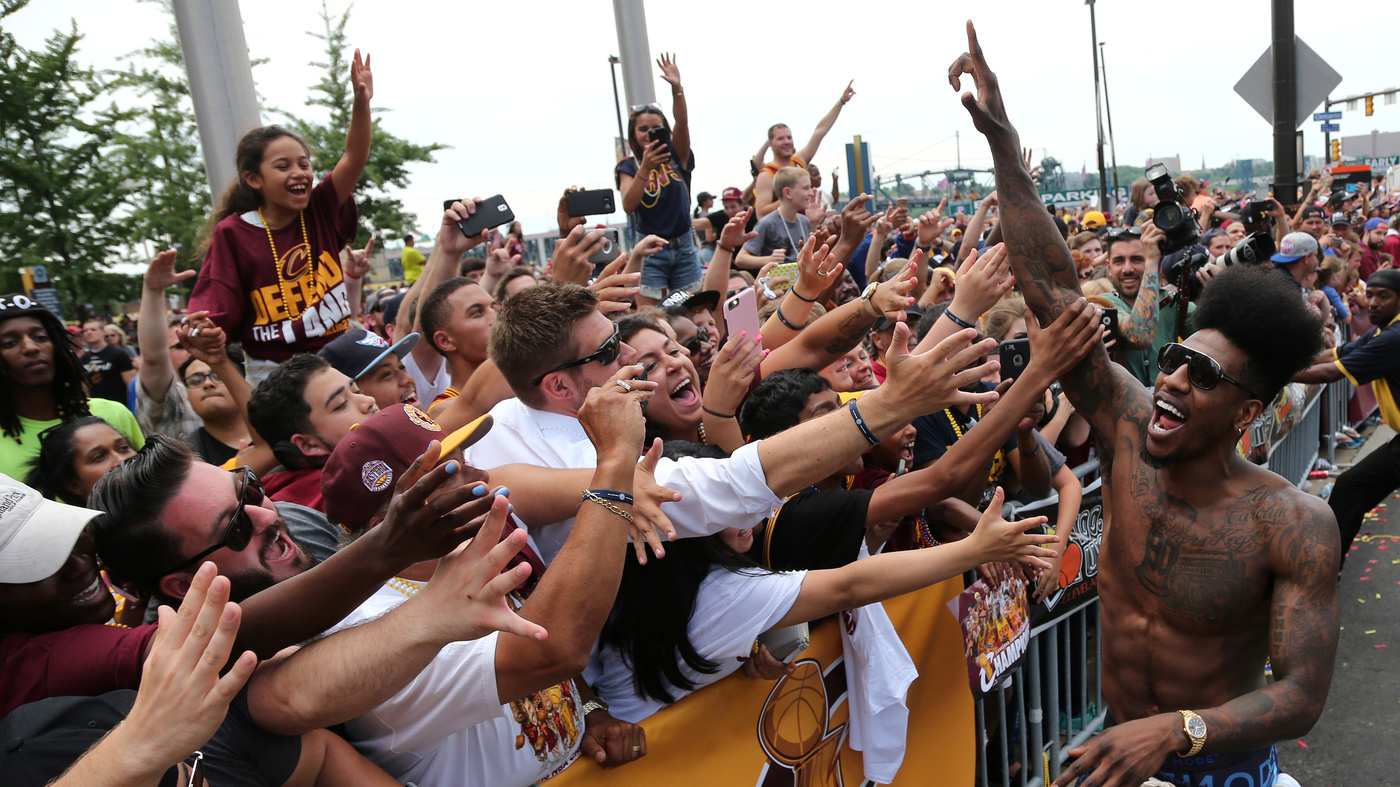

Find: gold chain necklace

[258,208,314,322]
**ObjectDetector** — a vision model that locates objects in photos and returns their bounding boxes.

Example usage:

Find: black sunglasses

[1157,343,1259,400]
[682,326,710,356]
[1105,226,1142,241]
[161,467,263,576]
[183,371,223,387]
[531,323,622,386]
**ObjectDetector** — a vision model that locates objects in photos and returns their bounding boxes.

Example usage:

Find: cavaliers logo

[757,660,847,787]
[403,404,441,432]
[361,460,393,492]
[277,243,313,282]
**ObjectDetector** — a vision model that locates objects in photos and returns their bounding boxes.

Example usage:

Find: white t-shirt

[322,585,584,787]
[593,567,806,723]
[404,352,450,407]
[466,397,784,565]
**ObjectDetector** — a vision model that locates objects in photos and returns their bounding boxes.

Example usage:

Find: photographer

[615,54,697,307]
[1098,223,1195,388]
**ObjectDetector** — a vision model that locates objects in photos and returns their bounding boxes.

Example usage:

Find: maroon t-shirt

[264,466,325,513]
[189,174,358,362]
[0,623,157,719]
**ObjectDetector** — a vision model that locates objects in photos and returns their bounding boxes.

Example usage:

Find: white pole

[172,0,262,203]
[611,0,655,110]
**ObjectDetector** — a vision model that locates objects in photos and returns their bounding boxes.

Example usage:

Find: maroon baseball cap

[721,187,743,202]
[321,404,493,530]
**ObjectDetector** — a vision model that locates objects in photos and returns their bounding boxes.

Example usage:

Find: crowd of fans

[2,44,1399,787]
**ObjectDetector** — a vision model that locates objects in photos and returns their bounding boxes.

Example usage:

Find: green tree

[108,0,210,267]
[286,1,446,245]
[0,0,140,317]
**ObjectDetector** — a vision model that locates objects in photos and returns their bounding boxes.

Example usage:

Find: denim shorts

[639,231,703,298]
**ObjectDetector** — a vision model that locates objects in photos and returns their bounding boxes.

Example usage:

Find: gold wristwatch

[1178,710,1207,757]
[859,283,880,318]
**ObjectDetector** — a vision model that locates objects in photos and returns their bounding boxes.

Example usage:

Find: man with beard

[950,22,1338,787]
[1358,217,1393,280]
[1295,269,1400,566]
[753,81,856,219]
[1096,223,1194,388]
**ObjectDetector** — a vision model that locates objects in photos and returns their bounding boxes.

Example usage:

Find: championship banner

[1236,382,1320,466]
[948,572,1030,697]
[549,577,974,787]
[1022,478,1105,629]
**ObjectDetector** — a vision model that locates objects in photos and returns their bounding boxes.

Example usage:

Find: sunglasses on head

[160,467,264,576]
[630,102,662,114]
[1157,343,1259,400]
[1105,226,1142,241]
[532,322,622,386]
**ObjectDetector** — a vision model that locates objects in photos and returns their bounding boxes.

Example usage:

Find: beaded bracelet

[586,488,634,506]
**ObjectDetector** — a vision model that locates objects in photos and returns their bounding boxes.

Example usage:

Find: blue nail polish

[495,487,510,497]
[444,461,459,474]
[472,484,487,496]
[508,504,515,514]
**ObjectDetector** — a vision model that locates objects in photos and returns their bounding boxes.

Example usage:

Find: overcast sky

[9,0,1400,243]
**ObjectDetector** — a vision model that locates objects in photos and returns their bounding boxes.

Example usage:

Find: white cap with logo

[0,474,101,584]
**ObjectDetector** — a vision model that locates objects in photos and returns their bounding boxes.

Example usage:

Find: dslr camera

[1145,163,1200,256]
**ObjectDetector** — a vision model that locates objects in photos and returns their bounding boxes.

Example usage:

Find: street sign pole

[1271,0,1297,202]
[1323,97,1332,163]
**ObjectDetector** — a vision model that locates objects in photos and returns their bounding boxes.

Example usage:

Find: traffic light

[1366,96,1375,116]
[1332,140,1341,161]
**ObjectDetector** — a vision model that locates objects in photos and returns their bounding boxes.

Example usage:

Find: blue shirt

[616,149,695,240]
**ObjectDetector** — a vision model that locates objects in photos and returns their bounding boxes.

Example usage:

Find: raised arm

[329,49,373,205]
[138,251,193,403]
[795,80,855,165]
[658,53,689,168]
[402,200,488,374]
[948,21,1143,441]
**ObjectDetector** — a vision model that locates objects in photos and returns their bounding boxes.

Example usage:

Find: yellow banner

[551,577,973,787]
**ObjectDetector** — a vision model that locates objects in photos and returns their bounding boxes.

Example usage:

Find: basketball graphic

[758,659,847,787]
[404,404,441,431]
[1059,541,1083,589]
[361,460,393,492]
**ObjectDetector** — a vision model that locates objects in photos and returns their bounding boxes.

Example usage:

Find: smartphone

[587,228,621,265]
[1248,199,1272,216]
[1345,183,1358,194]
[455,195,515,238]
[998,338,1030,381]
[647,125,671,147]
[897,197,909,210]
[724,287,763,348]
[565,188,616,218]
[1099,307,1119,342]
[758,622,810,663]
[767,261,800,292]
[632,365,649,413]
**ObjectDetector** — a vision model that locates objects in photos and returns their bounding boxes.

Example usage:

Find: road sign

[1321,123,1341,132]
[1233,37,1343,129]
[1314,111,1342,121]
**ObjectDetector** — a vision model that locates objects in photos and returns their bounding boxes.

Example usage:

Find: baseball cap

[1365,218,1388,233]
[365,287,397,314]
[321,404,493,530]
[873,304,924,332]
[318,328,419,381]
[1299,206,1325,221]
[0,293,57,326]
[0,475,101,584]
[695,191,715,204]
[380,293,406,326]
[1082,210,1108,229]
[659,289,721,314]
[721,187,743,202]
[1330,211,1350,227]
[1271,232,1320,263]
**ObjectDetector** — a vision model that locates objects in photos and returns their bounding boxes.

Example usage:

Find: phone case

[456,195,515,238]
[724,288,763,347]
[566,189,617,218]
[587,228,621,265]
[758,623,811,663]
[767,262,801,292]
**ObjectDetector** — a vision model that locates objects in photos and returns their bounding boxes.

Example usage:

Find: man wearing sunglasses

[1294,269,1400,568]
[955,24,1337,787]
[475,281,1003,566]
[1096,222,1196,388]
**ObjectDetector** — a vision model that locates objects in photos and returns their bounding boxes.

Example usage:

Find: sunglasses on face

[532,322,622,386]
[161,467,264,576]
[183,371,223,387]
[1157,343,1259,400]
[682,326,710,356]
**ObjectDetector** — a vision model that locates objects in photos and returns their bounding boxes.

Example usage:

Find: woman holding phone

[615,53,697,308]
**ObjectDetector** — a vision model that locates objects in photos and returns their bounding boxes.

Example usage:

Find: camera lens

[1156,203,1182,226]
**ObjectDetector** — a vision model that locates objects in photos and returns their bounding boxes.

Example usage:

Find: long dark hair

[194,125,312,262]
[25,416,111,504]
[0,309,90,440]
[625,108,671,162]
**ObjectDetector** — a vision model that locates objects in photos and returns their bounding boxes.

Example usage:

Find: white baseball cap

[0,474,101,584]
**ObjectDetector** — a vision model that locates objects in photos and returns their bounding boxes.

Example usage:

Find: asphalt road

[1277,430,1399,786]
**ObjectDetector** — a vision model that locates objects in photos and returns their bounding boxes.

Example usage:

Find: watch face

[1186,716,1207,738]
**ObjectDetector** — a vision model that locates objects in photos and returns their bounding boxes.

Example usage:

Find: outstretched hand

[966,488,1057,569]
[948,21,1011,138]
[144,250,196,291]
[657,52,682,89]
[350,49,373,104]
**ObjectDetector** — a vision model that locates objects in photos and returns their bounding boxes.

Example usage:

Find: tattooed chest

[1104,477,1271,631]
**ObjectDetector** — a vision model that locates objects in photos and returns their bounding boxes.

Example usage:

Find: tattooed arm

[948,20,1146,442]
[1115,223,1166,350]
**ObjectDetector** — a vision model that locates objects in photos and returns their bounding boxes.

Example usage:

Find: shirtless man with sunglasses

[949,21,1339,787]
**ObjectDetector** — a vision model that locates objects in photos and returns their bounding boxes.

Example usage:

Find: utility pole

[1270,0,1298,202]
[1100,42,1121,206]
[1086,0,1111,212]
[608,55,625,143]
[172,0,262,201]
[611,0,655,110]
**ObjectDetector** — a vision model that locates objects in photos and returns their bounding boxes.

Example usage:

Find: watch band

[1178,710,1206,757]
[582,698,609,716]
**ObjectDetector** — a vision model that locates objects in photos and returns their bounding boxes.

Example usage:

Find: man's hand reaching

[948,21,1013,140]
